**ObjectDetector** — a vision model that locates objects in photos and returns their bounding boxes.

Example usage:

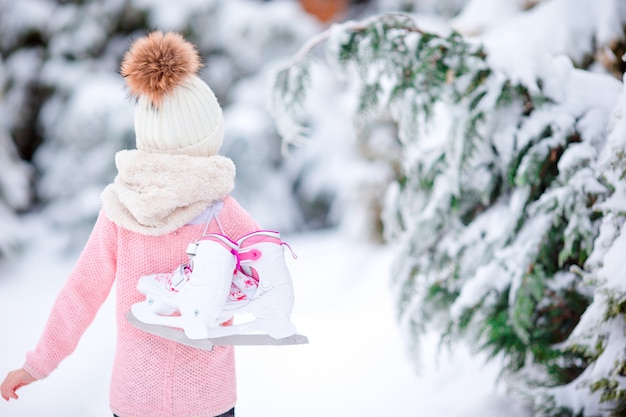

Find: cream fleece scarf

[101,149,235,236]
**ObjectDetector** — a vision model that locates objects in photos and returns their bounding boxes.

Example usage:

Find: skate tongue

[186,242,198,256]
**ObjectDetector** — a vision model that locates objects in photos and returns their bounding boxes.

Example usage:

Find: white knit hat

[121,31,224,157]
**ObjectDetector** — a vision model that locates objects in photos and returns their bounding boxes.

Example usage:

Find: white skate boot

[208,230,298,340]
[133,263,192,316]
[131,233,238,340]
[127,230,308,350]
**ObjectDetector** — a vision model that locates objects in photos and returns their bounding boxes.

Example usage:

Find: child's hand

[1,368,36,401]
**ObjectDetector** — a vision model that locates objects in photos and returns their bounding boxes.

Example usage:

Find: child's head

[121,31,224,157]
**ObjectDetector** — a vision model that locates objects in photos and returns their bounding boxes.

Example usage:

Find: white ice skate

[210,230,298,339]
[130,233,238,340]
[127,230,308,351]
[132,264,191,316]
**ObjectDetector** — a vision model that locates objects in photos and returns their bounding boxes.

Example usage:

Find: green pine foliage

[270,12,624,416]
[558,84,626,417]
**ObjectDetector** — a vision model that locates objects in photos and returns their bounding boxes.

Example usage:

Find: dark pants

[114,408,234,417]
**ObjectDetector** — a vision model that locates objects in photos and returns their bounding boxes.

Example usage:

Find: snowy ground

[0,221,531,417]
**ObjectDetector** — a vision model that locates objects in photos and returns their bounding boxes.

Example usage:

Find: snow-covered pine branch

[563,77,626,417]
[269,9,626,417]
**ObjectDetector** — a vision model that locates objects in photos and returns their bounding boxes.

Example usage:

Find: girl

[1,31,259,417]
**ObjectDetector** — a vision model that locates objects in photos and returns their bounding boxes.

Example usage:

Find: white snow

[0,219,531,417]
[1,0,625,415]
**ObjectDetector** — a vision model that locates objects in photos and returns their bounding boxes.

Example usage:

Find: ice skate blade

[208,333,309,346]
[127,311,214,351]
[127,311,309,349]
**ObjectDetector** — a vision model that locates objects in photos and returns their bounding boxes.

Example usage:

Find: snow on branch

[269,9,626,416]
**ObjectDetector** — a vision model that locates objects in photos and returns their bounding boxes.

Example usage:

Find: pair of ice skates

[128,230,308,350]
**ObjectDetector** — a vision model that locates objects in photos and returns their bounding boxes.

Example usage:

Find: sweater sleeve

[24,210,118,379]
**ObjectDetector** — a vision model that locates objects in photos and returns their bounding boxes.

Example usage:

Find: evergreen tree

[270,6,626,415]
[0,109,31,258]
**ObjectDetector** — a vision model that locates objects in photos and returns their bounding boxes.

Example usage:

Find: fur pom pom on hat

[121,31,224,157]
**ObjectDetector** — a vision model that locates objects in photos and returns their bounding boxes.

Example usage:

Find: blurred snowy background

[1,0,626,416]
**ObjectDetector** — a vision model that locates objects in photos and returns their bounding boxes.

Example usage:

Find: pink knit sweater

[24,196,260,417]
